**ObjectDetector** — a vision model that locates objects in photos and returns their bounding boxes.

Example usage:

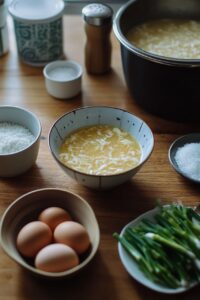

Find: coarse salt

[175,143,200,180]
[48,67,77,81]
[0,122,35,154]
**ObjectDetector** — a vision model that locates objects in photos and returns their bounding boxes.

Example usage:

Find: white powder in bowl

[48,67,77,81]
[174,142,200,181]
[0,122,35,154]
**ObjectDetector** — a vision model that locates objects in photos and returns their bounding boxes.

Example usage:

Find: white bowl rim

[48,105,154,178]
[43,60,83,83]
[0,187,100,278]
[0,105,42,157]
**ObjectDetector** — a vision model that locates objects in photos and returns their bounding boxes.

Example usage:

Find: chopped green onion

[113,204,200,289]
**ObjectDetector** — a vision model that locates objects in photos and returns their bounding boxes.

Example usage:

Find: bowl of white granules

[168,133,200,183]
[0,105,41,177]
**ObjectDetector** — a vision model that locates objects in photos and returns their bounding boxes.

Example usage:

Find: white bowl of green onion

[114,204,200,294]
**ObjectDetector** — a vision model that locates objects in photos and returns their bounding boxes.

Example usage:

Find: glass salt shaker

[82,3,113,75]
[0,0,9,57]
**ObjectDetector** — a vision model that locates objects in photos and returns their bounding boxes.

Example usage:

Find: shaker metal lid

[9,0,65,22]
[82,3,113,26]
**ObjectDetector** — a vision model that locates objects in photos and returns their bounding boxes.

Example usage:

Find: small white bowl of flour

[0,106,41,177]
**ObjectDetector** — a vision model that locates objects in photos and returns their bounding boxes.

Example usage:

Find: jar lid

[82,3,113,26]
[9,0,65,22]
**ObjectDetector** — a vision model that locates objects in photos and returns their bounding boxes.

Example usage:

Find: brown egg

[54,221,90,255]
[38,206,72,231]
[35,243,79,272]
[16,221,52,257]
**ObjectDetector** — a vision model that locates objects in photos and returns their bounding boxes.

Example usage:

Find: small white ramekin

[43,60,83,99]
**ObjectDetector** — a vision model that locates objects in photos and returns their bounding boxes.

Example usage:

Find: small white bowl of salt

[43,60,82,99]
[168,133,200,183]
[0,106,41,177]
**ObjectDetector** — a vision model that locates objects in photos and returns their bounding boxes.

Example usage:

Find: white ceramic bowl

[49,106,154,190]
[0,188,100,279]
[0,105,41,177]
[43,60,82,99]
[168,133,200,183]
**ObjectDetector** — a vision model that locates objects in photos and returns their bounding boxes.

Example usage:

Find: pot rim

[113,0,200,68]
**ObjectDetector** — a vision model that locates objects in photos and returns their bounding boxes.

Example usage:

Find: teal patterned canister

[9,0,65,66]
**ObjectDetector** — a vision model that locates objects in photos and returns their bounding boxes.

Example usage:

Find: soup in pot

[126,19,200,59]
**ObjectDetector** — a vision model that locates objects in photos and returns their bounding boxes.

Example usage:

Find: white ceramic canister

[0,1,9,56]
[9,0,65,66]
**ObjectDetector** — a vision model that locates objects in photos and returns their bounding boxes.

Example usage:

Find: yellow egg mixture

[59,125,141,175]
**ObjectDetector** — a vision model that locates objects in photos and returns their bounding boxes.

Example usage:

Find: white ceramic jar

[9,0,65,66]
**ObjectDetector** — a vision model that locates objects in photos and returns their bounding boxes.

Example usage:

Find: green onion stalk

[113,203,200,289]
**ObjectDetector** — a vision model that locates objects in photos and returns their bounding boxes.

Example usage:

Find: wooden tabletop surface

[0,15,200,300]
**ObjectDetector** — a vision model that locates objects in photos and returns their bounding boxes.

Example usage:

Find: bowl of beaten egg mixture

[114,0,200,121]
[49,106,154,190]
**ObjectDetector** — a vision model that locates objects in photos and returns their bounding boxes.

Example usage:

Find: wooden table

[0,15,200,300]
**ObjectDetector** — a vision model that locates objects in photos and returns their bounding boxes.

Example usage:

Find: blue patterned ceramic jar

[9,0,65,66]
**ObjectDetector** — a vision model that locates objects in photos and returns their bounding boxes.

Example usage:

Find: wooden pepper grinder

[82,3,113,75]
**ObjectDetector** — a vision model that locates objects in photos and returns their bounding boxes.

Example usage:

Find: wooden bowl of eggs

[0,188,100,279]
[49,106,154,190]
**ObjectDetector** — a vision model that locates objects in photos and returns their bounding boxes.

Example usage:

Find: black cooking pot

[113,0,200,121]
